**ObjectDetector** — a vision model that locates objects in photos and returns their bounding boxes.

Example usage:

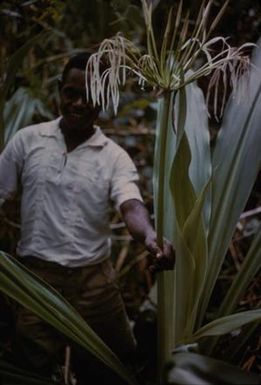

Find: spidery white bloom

[85,0,254,119]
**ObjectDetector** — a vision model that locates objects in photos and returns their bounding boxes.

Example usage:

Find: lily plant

[85,0,261,383]
[0,1,260,384]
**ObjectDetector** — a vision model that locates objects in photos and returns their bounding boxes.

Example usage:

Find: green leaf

[0,31,51,103]
[0,251,137,385]
[153,79,211,358]
[204,225,261,355]
[0,31,51,106]
[170,139,210,341]
[198,39,261,324]
[173,79,211,229]
[0,30,52,150]
[223,321,260,360]
[169,98,209,341]
[193,310,261,340]
[182,180,210,333]
[217,225,261,317]
[182,81,211,230]
[4,87,53,143]
[165,351,261,385]
[170,131,196,229]
[173,222,195,341]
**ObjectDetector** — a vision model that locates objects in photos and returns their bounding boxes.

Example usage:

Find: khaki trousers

[13,257,136,384]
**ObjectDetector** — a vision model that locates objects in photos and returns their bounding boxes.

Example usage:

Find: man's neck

[59,119,95,152]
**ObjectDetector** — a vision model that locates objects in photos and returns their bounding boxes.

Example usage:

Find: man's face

[59,68,100,133]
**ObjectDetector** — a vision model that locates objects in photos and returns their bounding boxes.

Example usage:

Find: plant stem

[156,92,172,248]
[156,91,173,384]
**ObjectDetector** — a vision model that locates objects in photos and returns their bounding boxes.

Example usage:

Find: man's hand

[144,232,175,274]
[120,199,175,273]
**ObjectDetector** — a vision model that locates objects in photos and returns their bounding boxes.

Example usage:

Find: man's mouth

[70,111,84,118]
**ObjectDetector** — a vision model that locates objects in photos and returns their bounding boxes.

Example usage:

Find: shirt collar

[39,118,60,138]
[39,118,108,148]
[86,125,108,147]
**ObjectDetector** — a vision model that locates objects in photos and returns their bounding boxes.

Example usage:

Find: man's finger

[146,240,163,257]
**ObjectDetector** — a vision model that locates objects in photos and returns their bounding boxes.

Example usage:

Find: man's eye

[62,87,88,103]
[63,88,79,99]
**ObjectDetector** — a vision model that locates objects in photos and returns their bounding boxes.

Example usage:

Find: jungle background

[0,0,260,383]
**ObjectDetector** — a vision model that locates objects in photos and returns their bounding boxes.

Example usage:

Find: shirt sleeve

[0,131,24,206]
[110,149,143,210]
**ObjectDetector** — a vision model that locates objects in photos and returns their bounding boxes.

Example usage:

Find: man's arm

[0,131,24,208]
[120,199,175,273]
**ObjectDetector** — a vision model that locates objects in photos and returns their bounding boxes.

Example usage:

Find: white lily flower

[85,0,254,119]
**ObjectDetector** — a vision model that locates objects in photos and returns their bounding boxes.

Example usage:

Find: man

[0,52,174,384]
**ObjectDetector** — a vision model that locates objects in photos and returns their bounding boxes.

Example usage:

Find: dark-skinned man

[0,52,175,385]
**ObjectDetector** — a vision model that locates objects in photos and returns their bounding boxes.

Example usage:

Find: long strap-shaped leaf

[4,87,53,144]
[169,82,210,341]
[217,225,261,317]
[0,31,51,150]
[153,79,211,377]
[174,79,211,230]
[166,351,261,385]
[198,40,261,325]
[192,309,261,340]
[204,225,261,354]
[170,130,208,342]
[222,321,259,360]
[0,251,137,385]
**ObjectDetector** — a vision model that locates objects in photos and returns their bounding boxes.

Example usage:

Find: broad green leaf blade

[204,225,261,355]
[199,39,261,323]
[223,321,259,360]
[169,130,198,341]
[170,132,196,228]
[174,80,211,230]
[0,31,51,103]
[153,79,211,244]
[168,84,210,342]
[165,351,261,385]
[0,30,52,150]
[182,81,211,198]
[170,139,209,341]
[182,180,210,332]
[193,309,261,340]
[155,88,196,352]
[4,87,53,143]
[0,252,137,385]
[174,222,195,342]
[217,225,261,317]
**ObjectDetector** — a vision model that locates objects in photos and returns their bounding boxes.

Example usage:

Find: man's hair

[61,51,108,83]
[61,52,93,83]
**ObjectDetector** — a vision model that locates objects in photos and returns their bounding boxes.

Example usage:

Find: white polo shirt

[0,118,143,267]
